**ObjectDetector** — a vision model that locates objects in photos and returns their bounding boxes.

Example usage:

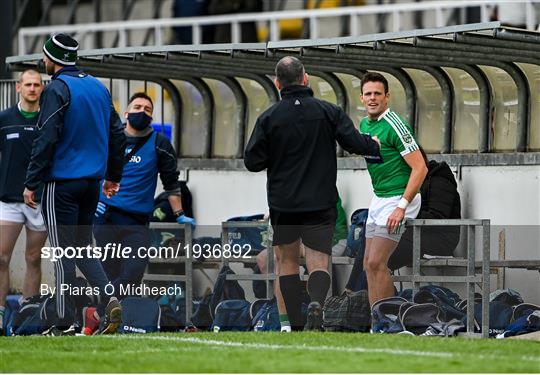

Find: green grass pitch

[1,332,538,373]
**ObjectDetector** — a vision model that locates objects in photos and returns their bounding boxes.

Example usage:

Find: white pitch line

[115,335,450,359]
[113,335,540,363]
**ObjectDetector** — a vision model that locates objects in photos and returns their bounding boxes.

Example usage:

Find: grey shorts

[365,222,406,243]
[365,194,421,243]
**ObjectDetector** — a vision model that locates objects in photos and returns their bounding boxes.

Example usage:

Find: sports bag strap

[124,133,153,164]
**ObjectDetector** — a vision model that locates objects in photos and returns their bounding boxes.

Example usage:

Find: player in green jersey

[359,72,428,306]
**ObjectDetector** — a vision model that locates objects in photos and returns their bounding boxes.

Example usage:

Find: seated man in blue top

[92,93,195,333]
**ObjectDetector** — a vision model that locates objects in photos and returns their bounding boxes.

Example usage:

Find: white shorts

[0,201,46,232]
[365,193,421,242]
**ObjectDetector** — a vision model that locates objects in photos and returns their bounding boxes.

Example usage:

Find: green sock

[279,314,290,328]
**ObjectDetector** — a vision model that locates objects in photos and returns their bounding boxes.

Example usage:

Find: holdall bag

[252,298,280,332]
[471,301,513,337]
[345,209,368,258]
[413,288,465,322]
[490,288,523,306]
[511,303,540,322]
[208,265,246,316]
[191,294,213,330]
[119,297,161,334]
[323,290,371,332]
[158,295,196,332]
[497,309,540,338]
[11,294,58,336]
[371,296,408,333]
[211,299,251,332]
[191,265,246,330]
[3,295,22,336]
[399,303,442,335]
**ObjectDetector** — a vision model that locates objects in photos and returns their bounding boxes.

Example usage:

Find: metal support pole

[231,21,241,43]
[466,225,475,335]
[349,14,359,36]
[310,16,318,39]
[216,77,247,159]
[481,220,490,338]
[270,19,279,42]
[221,224,230,268]
[184,224,193,323]
[460,65,491,153]
[267,244,274,299]
[93,0,102,49]
[155,78,182,153]
[412,224,421,296]
[183,77,213,159]
[497,229,506,289]
[192,25,201,45]
[416,65,454,153]
[392,11,401,32]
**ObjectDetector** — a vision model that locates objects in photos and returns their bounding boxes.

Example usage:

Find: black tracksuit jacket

[244,85,381,212]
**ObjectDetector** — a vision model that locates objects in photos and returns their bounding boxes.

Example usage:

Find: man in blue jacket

[23,34,126,336]
[89,93,194,334]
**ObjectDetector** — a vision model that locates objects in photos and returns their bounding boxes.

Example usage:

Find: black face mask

[128,111,152,130]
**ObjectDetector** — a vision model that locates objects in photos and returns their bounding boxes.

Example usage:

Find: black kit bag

[191,265,246,330]
[323,290,371,332]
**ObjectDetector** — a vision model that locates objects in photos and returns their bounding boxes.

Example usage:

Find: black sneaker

[42,325,76,336]
[99,298,122,334]
[304,301,323,331]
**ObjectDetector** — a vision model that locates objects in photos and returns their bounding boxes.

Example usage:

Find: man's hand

[102,180,120,199]
[176,214,196,229]
[23,188,37,209]
[386,207,405,234]
[372,135,381,147]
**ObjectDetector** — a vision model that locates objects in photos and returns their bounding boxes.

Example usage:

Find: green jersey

[359,108,419,197]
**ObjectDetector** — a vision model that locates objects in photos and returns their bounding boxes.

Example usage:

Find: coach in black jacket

[244,56,381,331]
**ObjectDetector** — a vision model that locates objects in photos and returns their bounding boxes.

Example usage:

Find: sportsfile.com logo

[40,243,183,262]
[40,242,253,262]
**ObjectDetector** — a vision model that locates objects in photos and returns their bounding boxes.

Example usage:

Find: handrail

[17,0,539,54]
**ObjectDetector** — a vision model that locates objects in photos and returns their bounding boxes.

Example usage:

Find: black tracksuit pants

[41,179,110,329]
